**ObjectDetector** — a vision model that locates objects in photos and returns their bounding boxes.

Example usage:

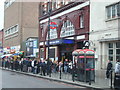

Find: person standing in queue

[114,59,120,89]
[41,60,46,76]
[106,60,113,79]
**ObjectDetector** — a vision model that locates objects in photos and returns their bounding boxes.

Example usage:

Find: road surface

[1,69,89,89]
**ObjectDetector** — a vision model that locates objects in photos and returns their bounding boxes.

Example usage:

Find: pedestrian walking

[106,60,113,79]
[114,59,120,89]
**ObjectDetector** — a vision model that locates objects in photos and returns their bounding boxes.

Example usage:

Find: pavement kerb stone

[1,68,107,90]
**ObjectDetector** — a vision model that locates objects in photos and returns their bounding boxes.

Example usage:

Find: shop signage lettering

[46,39,74,46]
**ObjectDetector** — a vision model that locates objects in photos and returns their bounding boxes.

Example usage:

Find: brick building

[3,0,40,54]
[39,1,90,61]
[0,29,3,47]
[0,29,3,55]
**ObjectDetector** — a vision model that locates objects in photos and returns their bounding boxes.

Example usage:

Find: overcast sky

[0,0,5,30]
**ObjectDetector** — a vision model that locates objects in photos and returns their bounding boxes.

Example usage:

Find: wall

[90,0,120,69]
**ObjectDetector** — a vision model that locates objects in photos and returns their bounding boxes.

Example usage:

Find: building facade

[0,29,3,55]
[39,1,90,62]
[3,0,39,54]
[26,37,38,57]
[90,0,120,70]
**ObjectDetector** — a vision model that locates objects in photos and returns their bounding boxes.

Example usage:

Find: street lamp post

[47,1,51,77]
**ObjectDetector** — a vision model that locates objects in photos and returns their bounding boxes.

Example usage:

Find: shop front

[40,39,75,62]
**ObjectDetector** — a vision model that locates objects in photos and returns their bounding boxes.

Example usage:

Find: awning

[46,39,75,46]
[0,54,13,58]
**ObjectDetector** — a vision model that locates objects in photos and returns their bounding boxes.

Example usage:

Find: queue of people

[0,57,73,76]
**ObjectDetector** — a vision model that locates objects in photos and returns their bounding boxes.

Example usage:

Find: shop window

[49,48,55,58]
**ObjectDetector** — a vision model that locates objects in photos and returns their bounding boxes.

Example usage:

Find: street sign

[83,41,90,47]
[50,22,57,29]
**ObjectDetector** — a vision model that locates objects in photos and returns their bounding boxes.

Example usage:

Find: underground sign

[50,22,57,29]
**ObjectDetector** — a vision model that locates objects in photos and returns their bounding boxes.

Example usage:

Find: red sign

[50,22,57,29]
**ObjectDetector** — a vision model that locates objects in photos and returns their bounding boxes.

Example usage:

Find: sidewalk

[1,67,113,89]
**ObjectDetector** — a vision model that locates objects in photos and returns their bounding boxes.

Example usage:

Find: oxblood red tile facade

[39,2,90,60]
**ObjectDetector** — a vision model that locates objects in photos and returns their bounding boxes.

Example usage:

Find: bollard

[49,67,51,77]
[89,69,91,85]
[110,70,112,89]
[60,67,61,79]
[72,67,75,82]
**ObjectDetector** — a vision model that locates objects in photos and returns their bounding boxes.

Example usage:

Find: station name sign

[46,39,74,46]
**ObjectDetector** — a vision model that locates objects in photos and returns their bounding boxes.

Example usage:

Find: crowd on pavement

[0,56,120,89]
[0,57,73,76]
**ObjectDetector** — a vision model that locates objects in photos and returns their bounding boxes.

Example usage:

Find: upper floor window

[80,14,84,28]
[60,20,75,37]
[41,2,48,15]
[4,0,16,9]
[106,2,120,19]
[46,28,58,40]
[4,24,19,37]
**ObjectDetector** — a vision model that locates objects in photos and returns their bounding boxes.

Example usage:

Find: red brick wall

[39,5,89,42]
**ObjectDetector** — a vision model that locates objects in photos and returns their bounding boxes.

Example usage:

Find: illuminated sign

[46,39,74,46]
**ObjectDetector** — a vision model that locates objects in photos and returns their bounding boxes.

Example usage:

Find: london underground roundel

[50,22,57,29]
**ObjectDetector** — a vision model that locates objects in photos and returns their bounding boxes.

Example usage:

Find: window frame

[80,14,84,29]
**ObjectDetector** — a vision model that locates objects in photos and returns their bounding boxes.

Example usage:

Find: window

[112,5,116,18]
[117,3,120,16]
[108,42,120,61]
[116,42,120,48]
[116,42,120,60]
[5,24,19,37]
[106,2,120,19]
[107,7,111,19]
[108,43,113,61]
[41,2,48,15]
[4,0,16,9]
[46,28,57,40]
[109,43,113,48]
[80,15,84,28]
[60,20,75,37]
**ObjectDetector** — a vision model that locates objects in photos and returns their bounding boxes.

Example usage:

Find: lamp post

[47,1,51,77]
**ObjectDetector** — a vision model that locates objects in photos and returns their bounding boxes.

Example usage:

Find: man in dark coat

[41,61,46,76]
[106,60,113,79]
